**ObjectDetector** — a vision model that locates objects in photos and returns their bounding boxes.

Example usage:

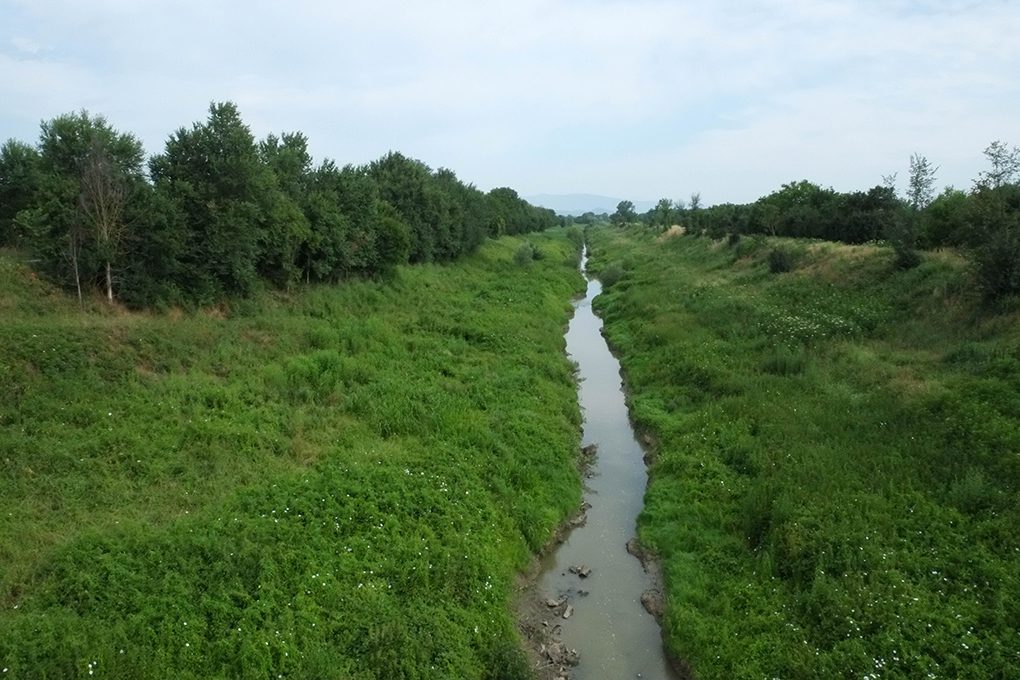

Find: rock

[640,590,664,619]
[569,564,592,578]
[581,444,597,458]
[545,596,566,608]
[562,604,574,619]
[545,641,579,667]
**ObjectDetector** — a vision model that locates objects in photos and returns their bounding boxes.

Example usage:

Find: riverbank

[0,232,585,678]
[587,226,1020,679]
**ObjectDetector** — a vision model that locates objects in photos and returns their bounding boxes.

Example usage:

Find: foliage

[0,231,585,678]
[0,139,41,245]
[611,200,636,226]
[3,103,557,308]
[588,225,1020,679]
[15,111,146,304]
[967,184,1020,299]
[767,246,795,273]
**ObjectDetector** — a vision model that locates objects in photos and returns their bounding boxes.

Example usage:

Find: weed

[0,231,585,679]
[587,225,1020,679]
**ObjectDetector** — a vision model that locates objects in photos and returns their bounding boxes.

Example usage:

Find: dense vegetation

[616,142,1020,298]
[0,231,584,678]
[588,226,1019,679]
[0,103,559,307]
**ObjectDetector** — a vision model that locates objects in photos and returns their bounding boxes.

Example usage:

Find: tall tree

[0,139,41,245]
[976,140,1020,189]
[907,153,938,210]
[150,102,271,300]
[651,198,674,228]
[79,139,129,303]
[611,200,636,226]
[19,111,144,303]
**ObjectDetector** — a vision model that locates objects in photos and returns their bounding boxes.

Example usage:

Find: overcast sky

[2,0,1018,205]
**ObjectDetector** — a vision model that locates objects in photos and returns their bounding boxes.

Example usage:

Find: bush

[599,263,624,288]
[514,242,535,266]
[967,185,1020,299]
[565,226,584,250]
[727,232,741,247]
[767,247,795,273]
[972,225,1020,299]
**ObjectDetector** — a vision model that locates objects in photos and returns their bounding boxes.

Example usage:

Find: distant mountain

[524,193,655,216]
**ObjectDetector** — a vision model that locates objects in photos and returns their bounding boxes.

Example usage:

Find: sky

[2,0,1018,206]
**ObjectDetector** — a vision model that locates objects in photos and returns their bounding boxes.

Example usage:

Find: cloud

[1,0,1018,202]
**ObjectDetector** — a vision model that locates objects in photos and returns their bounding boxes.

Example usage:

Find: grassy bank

[587,226,1019,679]
[0,232,584,679]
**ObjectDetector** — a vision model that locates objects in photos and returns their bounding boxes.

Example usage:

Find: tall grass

[588,226,1020,679]
[0,233,585,678]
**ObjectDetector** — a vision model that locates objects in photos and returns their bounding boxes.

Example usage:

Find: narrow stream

[536,248,679,679]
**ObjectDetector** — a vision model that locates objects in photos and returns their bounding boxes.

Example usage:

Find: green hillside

[588,227,1020,679]
[0,232,584,679]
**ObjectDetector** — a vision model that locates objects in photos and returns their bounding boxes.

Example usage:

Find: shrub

[767,247,795,273]
[513,242,535,266]
[599,263,624,288]
[971,225,1020,299]
[565,226,584,250]
[727,232,741,247]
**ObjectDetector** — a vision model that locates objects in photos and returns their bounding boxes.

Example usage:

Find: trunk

[71,232,83,308]
[105,261,113,304]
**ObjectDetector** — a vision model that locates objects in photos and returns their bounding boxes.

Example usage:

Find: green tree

[976,140,1020,189]
[258,132,314,288]
[651,198,674,229]
[907,153,938,210]
[368,152,436,263]
[19,111,145,304]
[79,139,131,302]
[611,200,636,226]
[922,188,969,247]
[0,139,41,245]
[150,102,271,300]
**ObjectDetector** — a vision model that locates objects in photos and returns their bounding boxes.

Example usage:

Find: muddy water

[537,249,679,679]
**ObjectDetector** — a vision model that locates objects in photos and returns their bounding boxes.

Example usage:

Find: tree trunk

[71,231,83,308]
[105,260,113,304]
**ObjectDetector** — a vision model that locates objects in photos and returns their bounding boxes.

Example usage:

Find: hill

[524,193,655,216]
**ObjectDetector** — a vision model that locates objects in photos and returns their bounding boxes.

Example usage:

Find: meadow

[587,226,1019,679]
[0,231,585,679]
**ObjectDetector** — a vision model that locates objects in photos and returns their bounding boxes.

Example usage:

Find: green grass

[0,233,585,679]
[587,226,1020,680]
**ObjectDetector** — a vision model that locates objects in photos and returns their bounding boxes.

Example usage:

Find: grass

[587,226,1020,680]
[0,233,585,679]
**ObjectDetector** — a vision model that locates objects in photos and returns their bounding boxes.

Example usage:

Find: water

[536,248,679,679]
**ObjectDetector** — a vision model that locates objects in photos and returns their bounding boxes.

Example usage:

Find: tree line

[0,102,559,307]
[612,142,1020,298]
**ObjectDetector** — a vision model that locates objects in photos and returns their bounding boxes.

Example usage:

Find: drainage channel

[534,246,679,679]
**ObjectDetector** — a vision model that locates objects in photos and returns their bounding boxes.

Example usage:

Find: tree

[976,140,1020,189]
[258,132,314,288]
[19,111,145,304]
[0,139,40,245]
[150,102,271,300]
[907,153,938,210]
[79,139,129,303]
[611,200,636,226]
[651,198,674,229]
